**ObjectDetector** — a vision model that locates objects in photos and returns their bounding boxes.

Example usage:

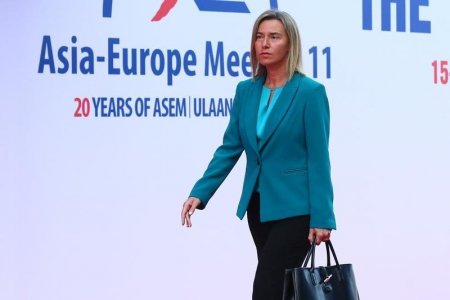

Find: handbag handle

[302,236,341,269]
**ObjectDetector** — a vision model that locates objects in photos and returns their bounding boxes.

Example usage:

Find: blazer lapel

[244,77,264,155]
[258,73,302,151]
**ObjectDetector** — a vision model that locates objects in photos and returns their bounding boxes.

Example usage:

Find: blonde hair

[250,10,304,80]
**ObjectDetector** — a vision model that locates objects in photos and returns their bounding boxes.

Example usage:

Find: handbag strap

[302,236,315,268]
[302,236,342,269]
[325,240,341,267]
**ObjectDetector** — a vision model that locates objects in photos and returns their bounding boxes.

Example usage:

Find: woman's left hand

[308,228,331,245]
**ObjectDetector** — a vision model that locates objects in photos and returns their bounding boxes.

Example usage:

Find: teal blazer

[190,73,336,229]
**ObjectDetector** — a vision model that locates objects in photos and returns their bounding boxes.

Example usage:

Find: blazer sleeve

[189,82,245,209]
[304,84,336,229]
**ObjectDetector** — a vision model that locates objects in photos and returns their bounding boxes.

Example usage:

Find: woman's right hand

[181,197,202,227]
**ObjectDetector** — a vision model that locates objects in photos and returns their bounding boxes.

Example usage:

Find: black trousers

[247,193,310,300]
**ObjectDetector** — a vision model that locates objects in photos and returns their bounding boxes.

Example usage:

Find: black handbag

[282,237,359,300]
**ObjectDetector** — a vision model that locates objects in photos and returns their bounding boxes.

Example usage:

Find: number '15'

[432,60,449,84]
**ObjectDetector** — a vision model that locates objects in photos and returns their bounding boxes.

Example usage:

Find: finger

[181,209,186,226]
[308,229,315,245]
[187,199,201,219]
[181,201,192,226]
[182,212,191,227]
[316,230,330,245]
[315,231,324,245]
[181,203,189,226]
[188,206,195,216]
[316,235,322,245]
[185,211,192,227]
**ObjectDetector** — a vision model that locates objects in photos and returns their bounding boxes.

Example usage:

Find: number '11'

[309,46,331,79]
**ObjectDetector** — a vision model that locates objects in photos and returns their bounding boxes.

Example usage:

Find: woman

[181,10,336,300]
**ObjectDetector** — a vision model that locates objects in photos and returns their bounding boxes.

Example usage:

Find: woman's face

[254,19,290,70]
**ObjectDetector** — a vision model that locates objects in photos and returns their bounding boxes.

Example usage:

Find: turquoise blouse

[256,86,284,139]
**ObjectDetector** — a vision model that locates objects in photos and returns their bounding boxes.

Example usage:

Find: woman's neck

[264,69,288,89]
